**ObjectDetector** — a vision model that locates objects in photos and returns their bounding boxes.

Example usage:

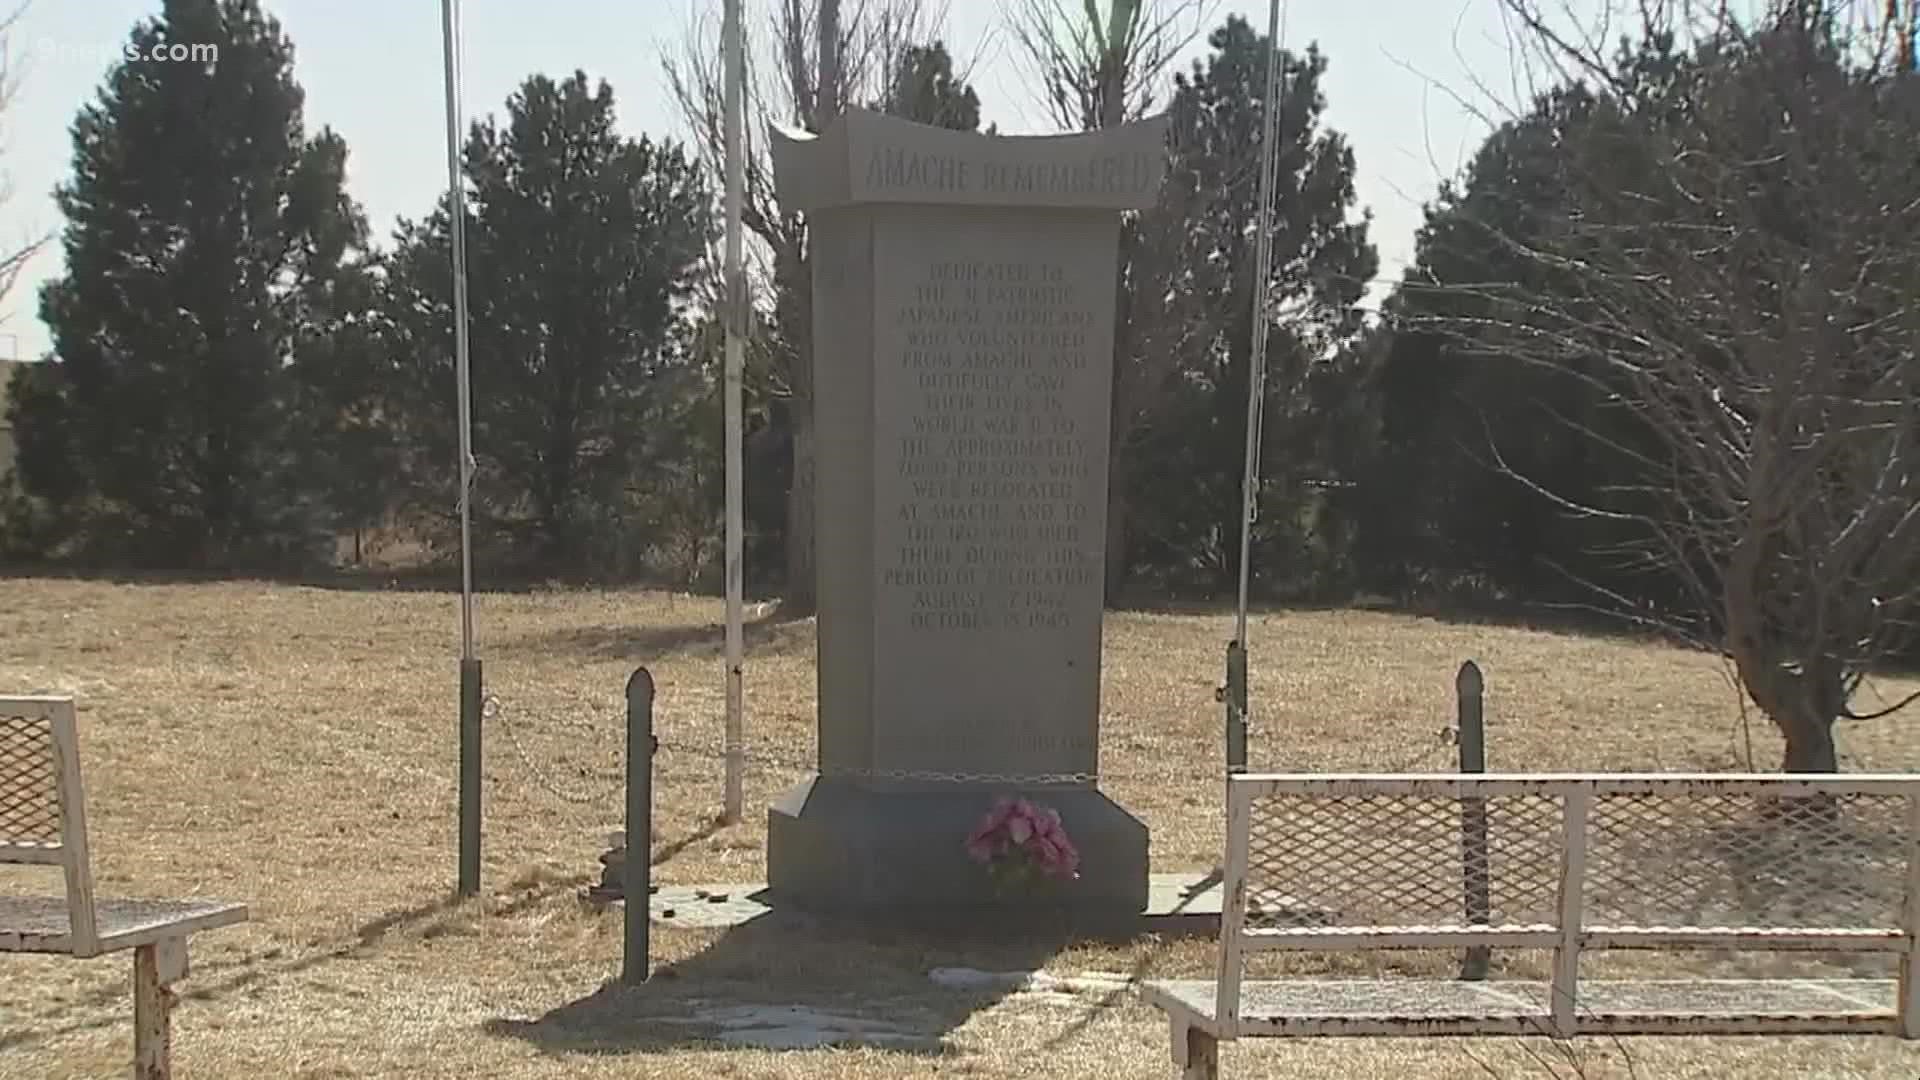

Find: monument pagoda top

[769,107,1170,213]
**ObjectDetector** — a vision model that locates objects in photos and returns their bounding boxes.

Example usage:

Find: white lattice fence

[1212,774,1920,1037]
[1243,788,1563,937]
[1582,786,1909,944]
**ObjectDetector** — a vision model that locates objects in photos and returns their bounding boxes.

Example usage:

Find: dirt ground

[3,576,1919,1078]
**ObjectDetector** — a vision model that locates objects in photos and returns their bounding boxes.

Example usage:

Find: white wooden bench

[1144,773,1920,1078]
[1,695,248,1078]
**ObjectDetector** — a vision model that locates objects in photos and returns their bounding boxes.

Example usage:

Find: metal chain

[487,694,625,809]
[489,694,1100,805]
[824,765,1096,786]
[489,695,1459,799]
[653,734,1100,786]
[1385,725,1459,774]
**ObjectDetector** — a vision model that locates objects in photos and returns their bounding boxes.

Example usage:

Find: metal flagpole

[721,0,747,825]
[441,0,483,896]
[1223,0,1287,786]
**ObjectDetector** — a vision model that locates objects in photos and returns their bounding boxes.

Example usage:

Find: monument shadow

[482,907,1092,1057]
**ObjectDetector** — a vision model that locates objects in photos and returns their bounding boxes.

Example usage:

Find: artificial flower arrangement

[964,796,1081,894]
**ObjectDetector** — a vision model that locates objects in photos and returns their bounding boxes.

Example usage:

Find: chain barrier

[490,690,1464,813]
[485,690,1199,811]
[1385,724,1459,774]
[487,694,626,811]
[653,734,1099,786]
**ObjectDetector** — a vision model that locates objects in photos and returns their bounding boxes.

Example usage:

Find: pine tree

[1122,19,1377,593]
[382,72,711,573]
[877,42,984,131]
[13,0,366,568]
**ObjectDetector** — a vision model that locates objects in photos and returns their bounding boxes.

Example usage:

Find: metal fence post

[623,667,656,986]
[1899,785,1920,1038]
[1457,660,1490,980]
[1219,642,1249,823]
[458,658,483,898]
[1224,640,1249,774]
[1551,785,1590,1038]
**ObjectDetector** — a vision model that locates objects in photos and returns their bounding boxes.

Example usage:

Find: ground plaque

[767,108,1167,912]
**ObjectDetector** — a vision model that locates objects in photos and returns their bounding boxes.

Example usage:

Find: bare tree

[0,3,44,313]
[1437,0,1920,770]
[0,1,46,522]
[666,0,950,614]
[999,0,1212,596]
[1001,0,1211,130]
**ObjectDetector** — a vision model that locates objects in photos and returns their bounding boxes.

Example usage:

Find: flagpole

[441,0,483,896]
[1225,0,1286,785]
[721,0,747,825]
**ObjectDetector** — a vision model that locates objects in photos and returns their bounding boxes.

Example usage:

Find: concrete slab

[585,869,1230,932]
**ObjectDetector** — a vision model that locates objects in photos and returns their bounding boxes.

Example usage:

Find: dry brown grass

[2,575,1918,1079]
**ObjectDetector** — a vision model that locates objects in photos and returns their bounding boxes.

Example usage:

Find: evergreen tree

[382,72,711,573]
[877,42,984,130]
[11,0,365,568]
[289,257,397,565]
[1122,19,1377,594]
[1360,88,1608,604]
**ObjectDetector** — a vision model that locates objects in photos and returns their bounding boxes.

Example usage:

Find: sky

[0,0,1580,363]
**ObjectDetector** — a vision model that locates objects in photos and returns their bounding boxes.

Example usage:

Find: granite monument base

[767,776,1149,914]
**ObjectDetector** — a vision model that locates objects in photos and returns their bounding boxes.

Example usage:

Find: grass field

[4,575,1920,1078]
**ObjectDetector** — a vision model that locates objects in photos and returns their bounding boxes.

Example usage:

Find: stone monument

[766,108,1168,913]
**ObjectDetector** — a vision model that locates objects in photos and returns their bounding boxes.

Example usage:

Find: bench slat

[0,842,64,865]
[1242,925,1560,951]
[0,895,247,954]
[1231,773,1920,798]
[1142,978,1899,1037]
[1583,927,1907,951]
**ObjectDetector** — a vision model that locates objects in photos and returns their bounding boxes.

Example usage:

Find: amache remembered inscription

[863,144,1159,201]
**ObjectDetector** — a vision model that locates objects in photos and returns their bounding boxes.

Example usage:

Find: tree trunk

[784,395,817,614]
[1729,630,1842,773]
[1781,655,1844,773]
[1724,535,1842,773]
[1781,712,1838,772]
[817,0,839,119]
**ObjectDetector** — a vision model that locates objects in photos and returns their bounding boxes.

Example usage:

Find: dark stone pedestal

[767,776,1149,913]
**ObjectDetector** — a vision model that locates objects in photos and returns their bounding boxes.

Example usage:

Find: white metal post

[1232,0,1286,650]
[439,0,475,666]
[1897,786,1920,1037]
[1551,787,1590,1039]
[720,0,747,825]
[1214,779,1254,1038]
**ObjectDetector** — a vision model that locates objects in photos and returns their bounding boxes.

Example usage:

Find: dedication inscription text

[879,256,1100,637]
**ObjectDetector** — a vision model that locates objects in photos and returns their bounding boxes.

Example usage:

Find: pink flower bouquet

[964,796,1081,895]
